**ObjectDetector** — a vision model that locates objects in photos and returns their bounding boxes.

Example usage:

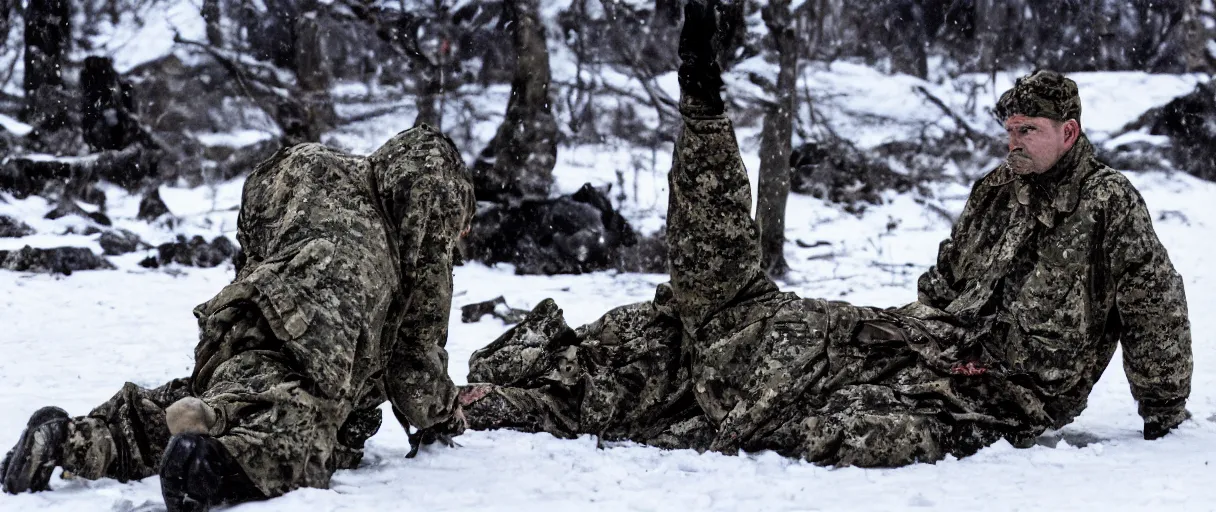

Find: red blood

[950,361,988,376]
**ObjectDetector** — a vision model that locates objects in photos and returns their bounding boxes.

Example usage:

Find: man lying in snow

[457,0,1193,467]
[1,125,475,511]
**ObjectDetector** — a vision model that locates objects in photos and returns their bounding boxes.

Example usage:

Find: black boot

[678,0,726,116]
[1,406,69,494]
[159,433,258,512]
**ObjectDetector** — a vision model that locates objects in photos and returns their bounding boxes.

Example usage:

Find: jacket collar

[986,134,1097,227]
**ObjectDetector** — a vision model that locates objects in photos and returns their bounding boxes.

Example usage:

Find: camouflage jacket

[465,119,1191,464]
[909,134,1192,429]
[191,126,474,433]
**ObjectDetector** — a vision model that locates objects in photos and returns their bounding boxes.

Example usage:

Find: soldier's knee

[62,417,116,481]
[166,398,218,436]
[830,413,945,468]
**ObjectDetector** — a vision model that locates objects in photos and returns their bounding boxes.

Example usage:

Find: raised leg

[667,0,773,332]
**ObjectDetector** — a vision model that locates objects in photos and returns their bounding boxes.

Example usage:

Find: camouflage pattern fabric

[61,380,192,482]
[56,125,474,497]
[464,288,711,449]
[915,130,1191,435]
[994,70,1082,123]
[465,96,1191,466]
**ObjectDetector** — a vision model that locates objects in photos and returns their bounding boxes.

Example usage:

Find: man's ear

[1062,119,1080,147]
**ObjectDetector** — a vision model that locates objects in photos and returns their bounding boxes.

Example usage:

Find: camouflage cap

[995,70,1082,123]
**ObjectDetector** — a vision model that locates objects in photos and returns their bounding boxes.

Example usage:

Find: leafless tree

[22,0,73,148]
[755,0,797,277]
[471,0,558,202]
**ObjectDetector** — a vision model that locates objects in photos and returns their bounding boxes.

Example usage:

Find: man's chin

[1007,157,1039,175]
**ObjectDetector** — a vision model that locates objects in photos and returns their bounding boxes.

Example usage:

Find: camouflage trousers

[462,297,1003,467]
[462,111,1018,467]
[59,304,383,499]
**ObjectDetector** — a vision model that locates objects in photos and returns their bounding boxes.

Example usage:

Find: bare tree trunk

[885,0,928,78]
[563,0,596,139]
[81,56,152,153]
[1184,0,1210,72]
[655,0,681,26]
[757,0,797,277]
[202,0,222,46]
[22,0,73,143]
[292,10,335,143]
[714,0,747,70]
[973,0,1002,72]
[471,0,558,202]
[1,0,13,50]
[413,67,443,129]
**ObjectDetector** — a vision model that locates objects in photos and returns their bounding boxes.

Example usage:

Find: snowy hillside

[3,59,1216,511]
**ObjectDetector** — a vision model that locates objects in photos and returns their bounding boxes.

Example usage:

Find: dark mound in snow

[464,183,644,275]
[0,215,35,238]
[140,235,238,268]
[0,246,115,274]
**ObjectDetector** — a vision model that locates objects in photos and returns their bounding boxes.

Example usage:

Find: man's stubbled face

[1003,114,1078,175]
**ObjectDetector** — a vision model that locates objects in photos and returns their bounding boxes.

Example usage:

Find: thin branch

[172,35,288,134]
[340,102,412,124]
[913,85,998,146]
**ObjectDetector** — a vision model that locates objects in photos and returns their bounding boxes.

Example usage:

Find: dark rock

[790,139,913,212]
[44,200,88,220]
[1109,82,1216,181]
[155,234,237,267]
[98,229,147,255]
[0,215,34,237]
[3,147,155,200]
[138,188,172,221]
[613,228,668,274]
[87,211,112,226]
[463,183,640,275]
[1146,82,1216,181]
[43,201,113,227]
[460,296,531,325]
[138,255,159,268]
[82,56,152,153]
[209,236,237,258]
[0,245,115,274]
[22,0,73,139]
[78,183,107,207]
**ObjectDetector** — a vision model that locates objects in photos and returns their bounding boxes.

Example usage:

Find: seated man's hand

[1143,405,1190,441]
[405,405,467,458]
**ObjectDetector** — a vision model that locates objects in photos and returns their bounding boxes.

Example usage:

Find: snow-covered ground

[3,7,1216,507]
[2,162,1215,512]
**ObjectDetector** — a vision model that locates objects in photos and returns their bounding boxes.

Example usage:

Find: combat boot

[159,433,258,512]
[1,406,69,494]
[678,0,726,117]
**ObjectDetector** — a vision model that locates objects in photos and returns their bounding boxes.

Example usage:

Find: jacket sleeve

[1106,182,1192,433]
[385,265,460,432]
[383,178,464,433]
[917,177,987,308]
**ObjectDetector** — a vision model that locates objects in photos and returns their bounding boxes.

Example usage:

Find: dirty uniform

[464,84,1192,466]
[58,125,475,496]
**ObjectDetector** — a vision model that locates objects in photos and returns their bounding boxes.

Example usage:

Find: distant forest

[1,0,1213,277]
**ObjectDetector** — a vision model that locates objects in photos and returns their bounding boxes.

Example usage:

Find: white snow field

[3,163,1216,512]
[3,6,1216,507]
[3,147,1216,512]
